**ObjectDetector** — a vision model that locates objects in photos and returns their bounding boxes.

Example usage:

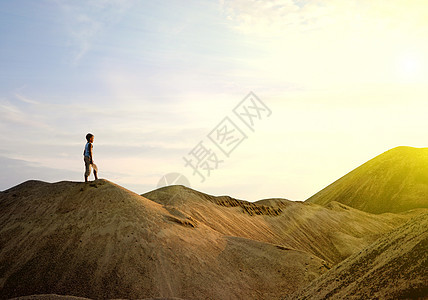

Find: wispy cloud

[54,0,135,64]
[220,0,428,37]
[0,101,22,121]
[14,93,40,105]
[0,99,50,129]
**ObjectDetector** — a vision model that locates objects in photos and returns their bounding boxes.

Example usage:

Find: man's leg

[84,157,92,182]
[92,163,98,180]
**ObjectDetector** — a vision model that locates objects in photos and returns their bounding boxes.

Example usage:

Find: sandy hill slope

[1,178,426,299]
[142,185,415,265]
[286,212,428,299]
[306,146,428,214]
[8,295,184,300]
[0,179,327,300]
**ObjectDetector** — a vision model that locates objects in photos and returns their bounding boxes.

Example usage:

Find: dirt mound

[8,295,185,300]
[143,185,284,216]
[144,185,414,265]
[2,175,426,299]
[0,180,326,300]
[287,212,428,299]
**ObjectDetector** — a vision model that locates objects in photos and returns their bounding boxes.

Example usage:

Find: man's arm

[89,144,94,164]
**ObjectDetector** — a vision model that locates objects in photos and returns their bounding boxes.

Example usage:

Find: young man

[84,133,98,182]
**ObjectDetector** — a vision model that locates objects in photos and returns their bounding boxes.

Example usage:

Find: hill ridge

[143,185,287,216]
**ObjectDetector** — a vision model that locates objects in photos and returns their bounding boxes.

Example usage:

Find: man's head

[86,133,94,143]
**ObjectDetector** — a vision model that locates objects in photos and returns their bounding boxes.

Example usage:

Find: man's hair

[86,133,94,142]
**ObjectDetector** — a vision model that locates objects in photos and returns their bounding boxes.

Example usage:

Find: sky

[1,0,427,201]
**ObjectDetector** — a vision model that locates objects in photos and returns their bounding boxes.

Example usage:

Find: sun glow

[397,52,425,82]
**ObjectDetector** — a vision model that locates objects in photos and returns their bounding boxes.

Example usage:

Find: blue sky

[1,0,428,201]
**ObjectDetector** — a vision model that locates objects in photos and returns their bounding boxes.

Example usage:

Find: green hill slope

[306,146,428,214]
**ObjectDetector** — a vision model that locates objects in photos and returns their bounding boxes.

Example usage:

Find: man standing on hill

[84,133,98,182]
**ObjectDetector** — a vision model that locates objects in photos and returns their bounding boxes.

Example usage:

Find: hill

[306,146,428,214]
[143,185,413,265]
[0,180,327,300]
[286,212,428,299]
[1,178,425,299]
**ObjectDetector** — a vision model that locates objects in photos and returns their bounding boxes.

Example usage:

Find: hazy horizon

[1,1,427,201]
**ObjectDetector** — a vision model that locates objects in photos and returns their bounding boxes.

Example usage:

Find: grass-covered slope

[306,146,428,214]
